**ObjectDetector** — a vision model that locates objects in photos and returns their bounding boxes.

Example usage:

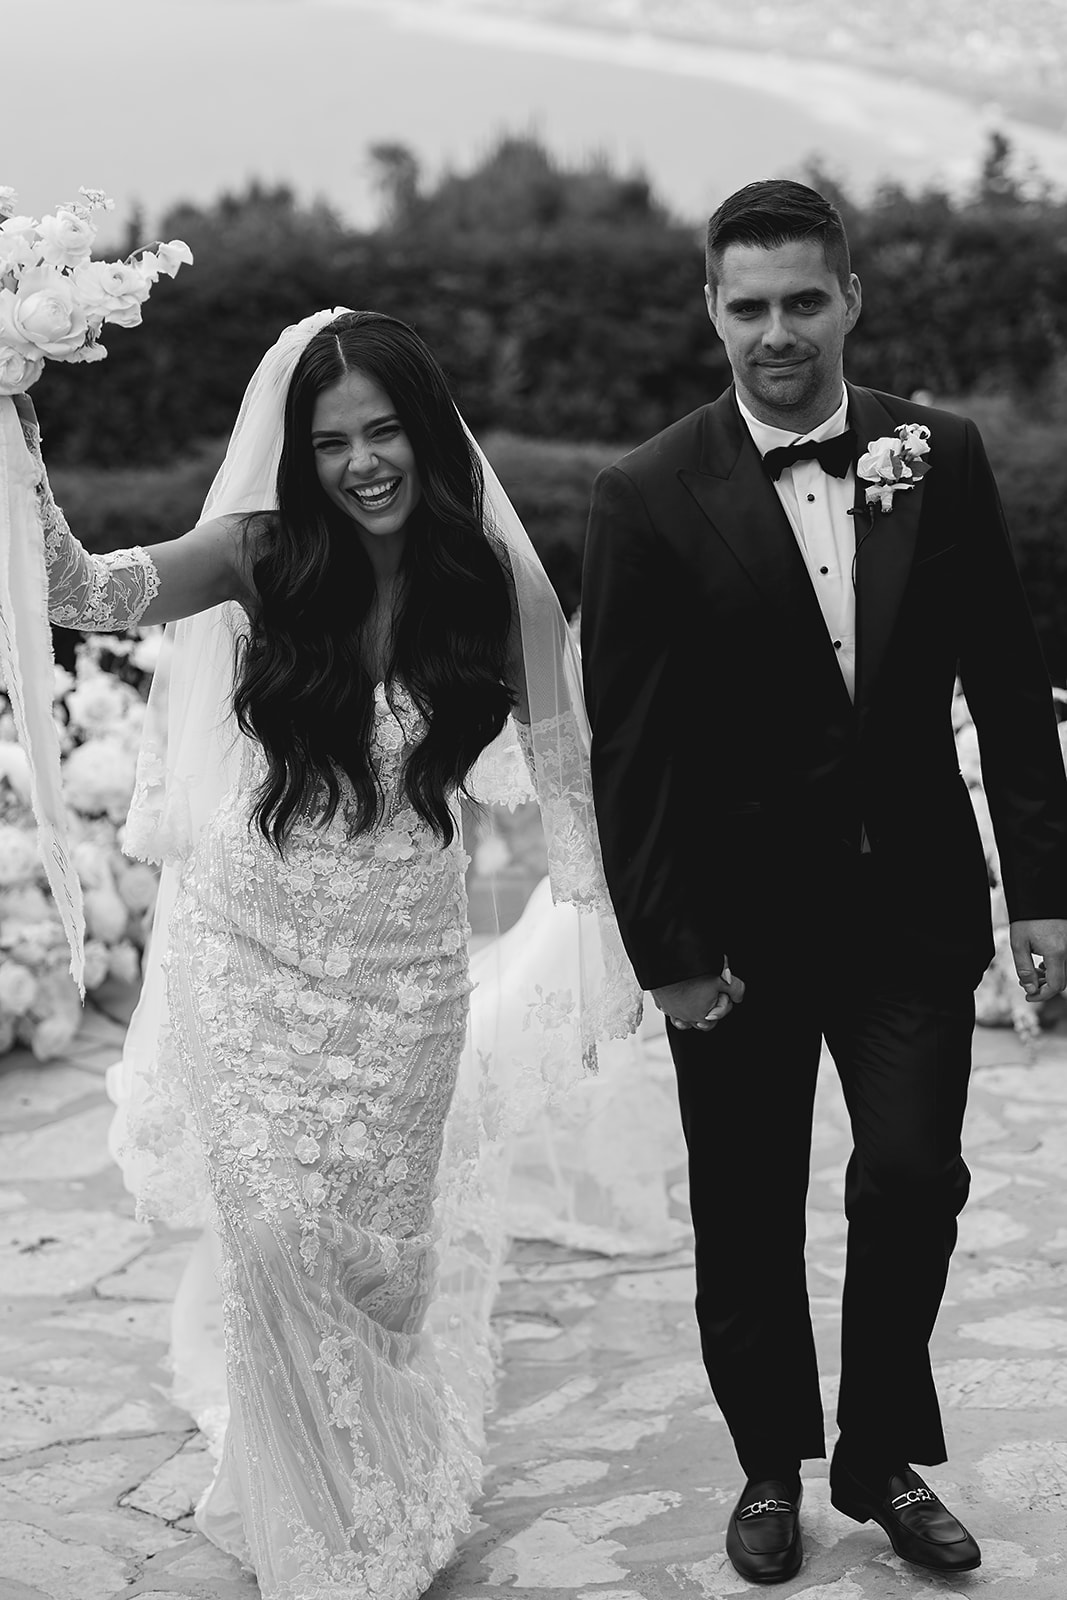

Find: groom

[581,179,1067,1585]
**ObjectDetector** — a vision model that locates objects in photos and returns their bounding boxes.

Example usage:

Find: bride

[14,309,640,1599]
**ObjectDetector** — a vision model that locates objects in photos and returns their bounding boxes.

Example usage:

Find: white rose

[129,628,164,674]
[53,666,76,700]
[0,188,17,219]
[107,940,141,985]
[0,743,32,804]
[114,860,158,914]
[473,834,511,876]
[82,938,111,990]
[36,208,96,270]
[71,838,109,889]
[72,259,150,329]
[27,971,84,1059]
[0,216,43,273]
[30,1011,81,1061]
[0,824,40,887]
[63,737,138,820]
[0,287,46,391]
[0,883,51,923]
[65,672,132,734]
[857,436,902,482]
[0,286,41,354]
[114,698,146,753]
[0,347,45,396]
[10,266,89,358]
[0,960,38,1015]
[83,883,128,943]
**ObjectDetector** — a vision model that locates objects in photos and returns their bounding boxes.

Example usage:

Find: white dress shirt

[737,387,857,702]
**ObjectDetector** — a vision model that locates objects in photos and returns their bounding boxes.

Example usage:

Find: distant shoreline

[338,0,1066,133]
[321,0,1067,192]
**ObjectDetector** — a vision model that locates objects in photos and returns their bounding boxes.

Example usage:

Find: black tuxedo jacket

[581,383,1067,992]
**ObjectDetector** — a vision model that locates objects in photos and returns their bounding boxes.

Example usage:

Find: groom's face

[705,239,861,428]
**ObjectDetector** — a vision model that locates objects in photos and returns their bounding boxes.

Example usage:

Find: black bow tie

[761,429,855,481]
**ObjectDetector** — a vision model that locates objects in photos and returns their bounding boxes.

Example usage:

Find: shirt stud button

[820,566,829,575]
[807,493,816,503]
[834,639,842,650]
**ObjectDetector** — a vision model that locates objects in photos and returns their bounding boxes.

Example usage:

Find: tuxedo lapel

[847,384,925,732]
[678,390,854,722]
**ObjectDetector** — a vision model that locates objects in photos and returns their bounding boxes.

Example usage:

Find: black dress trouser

[667,858,976,1476]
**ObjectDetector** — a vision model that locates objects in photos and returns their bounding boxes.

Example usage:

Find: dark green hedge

[31,137,1067,470]
[49,401,1067,684]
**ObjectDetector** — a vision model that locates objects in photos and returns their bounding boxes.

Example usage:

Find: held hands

[651,967,746,1033]
[1010,918,1067,1004]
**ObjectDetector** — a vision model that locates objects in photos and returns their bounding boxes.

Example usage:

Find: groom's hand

[651,969,745,1033]
[1010,917,1067,1002]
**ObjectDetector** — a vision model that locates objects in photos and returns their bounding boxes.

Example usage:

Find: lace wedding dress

[24,472,498,1594]
[163,679,488,1595]
[19,310,644,1596]
[50,508,494,1592]
[33,520,645,1600]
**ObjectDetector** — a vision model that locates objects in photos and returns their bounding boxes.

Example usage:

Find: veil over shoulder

[104,308,644,1472]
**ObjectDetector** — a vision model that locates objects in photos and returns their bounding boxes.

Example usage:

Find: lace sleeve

[23,421,160,631]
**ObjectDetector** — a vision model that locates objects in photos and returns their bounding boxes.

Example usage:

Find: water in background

[3,0,1067,228]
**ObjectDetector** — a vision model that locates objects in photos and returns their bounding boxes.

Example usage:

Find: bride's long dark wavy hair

[233,311,515,850]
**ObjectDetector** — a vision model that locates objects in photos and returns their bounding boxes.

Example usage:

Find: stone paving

[1,992,1066,1600]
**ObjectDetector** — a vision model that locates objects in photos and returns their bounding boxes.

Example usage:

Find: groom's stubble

[705,239,862,434]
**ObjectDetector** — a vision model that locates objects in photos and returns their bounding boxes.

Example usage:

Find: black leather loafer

[725,1479,803,1585]
[830,1464,981,1573]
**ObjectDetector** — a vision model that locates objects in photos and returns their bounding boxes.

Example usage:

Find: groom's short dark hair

[705,180,851,292]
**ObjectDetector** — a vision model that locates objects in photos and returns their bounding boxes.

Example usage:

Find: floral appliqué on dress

[154,681,481,1599]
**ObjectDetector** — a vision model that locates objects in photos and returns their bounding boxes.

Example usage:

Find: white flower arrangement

[0,187,192,396]
[0,629,162,1060]
[958,681,1067,1042]
[857,422,932,512]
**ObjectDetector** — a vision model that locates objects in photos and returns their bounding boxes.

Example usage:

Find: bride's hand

[652,967,745,1032]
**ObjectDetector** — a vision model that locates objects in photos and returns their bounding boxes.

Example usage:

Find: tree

[367,144,421,227]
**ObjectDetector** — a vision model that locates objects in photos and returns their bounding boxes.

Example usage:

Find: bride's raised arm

[15,396,251,631]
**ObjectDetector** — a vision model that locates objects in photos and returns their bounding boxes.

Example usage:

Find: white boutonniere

[856,422,931,513]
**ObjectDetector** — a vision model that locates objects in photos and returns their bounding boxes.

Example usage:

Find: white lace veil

[106,308,643,1445]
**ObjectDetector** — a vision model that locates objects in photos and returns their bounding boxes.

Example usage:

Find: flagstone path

[1,996,1065,1600]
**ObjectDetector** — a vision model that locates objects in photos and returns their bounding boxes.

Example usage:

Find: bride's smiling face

[311,368,422,539]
